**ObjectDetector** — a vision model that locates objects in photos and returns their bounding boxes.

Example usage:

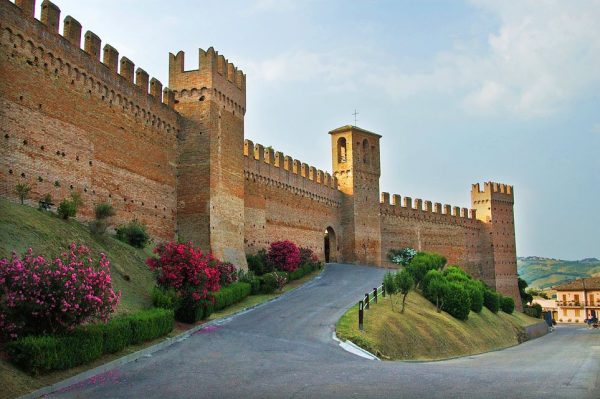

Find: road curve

[49,264,600,399]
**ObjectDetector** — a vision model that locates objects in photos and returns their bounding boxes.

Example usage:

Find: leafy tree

[464,281,485,313]
[387,247,417,266]
[518,277,533,305]
[116,220,150,248]
[15,183,30,204]
[383,272,397,310]
[57,198,77,219]
[424,271,449,312]
[395,269,414,313]
[406,253,445,288]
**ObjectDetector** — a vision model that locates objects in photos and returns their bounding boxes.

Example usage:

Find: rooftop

[328,125,382,138]
[554,277,600,291]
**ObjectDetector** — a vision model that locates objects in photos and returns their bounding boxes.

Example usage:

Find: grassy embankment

[336,290,541,361]
[0,198,322,398]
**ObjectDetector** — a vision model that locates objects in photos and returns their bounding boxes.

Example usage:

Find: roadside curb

[18,268,326,399]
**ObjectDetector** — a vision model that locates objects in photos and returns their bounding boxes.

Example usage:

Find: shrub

[267,240,301,272]
[0,244,121,341]
[129,308,174,343]
[5,309,173,373]
[442,282,471,320]
[483,289,500,313]
[423,270,448,312]
[500,296,515,314]
[242,273,261,294]
[151,287,180,310]
[213,282,251,311]
[15,183,31,204]
[116,220,150,248]
[260,272,278,294]
[274,271,288,291]
[98,317,132,354]
[217,262,238,286]
[5,325,104,374]
[464,281,484,313]
[94,203,115,220]
[147,242,220,323]
[299,247,318,265]
[246,249,271,275]
[57,198,77,219]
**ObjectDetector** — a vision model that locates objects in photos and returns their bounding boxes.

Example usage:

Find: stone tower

[169,48,248,268]
[471,182,521,310]
[330,125,382,265]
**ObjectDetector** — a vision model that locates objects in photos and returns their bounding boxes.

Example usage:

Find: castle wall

[379,194,495,285]
[0,0,179,239]
[243,140,342,260]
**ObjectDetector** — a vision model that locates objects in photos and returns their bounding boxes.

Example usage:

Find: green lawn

[336,291,541,361]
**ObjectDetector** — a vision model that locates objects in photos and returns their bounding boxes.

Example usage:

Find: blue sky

[45,0,599,259]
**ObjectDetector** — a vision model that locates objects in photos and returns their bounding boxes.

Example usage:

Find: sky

[39,0,599,260]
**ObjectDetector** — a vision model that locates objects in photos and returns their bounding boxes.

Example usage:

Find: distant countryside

[518,257,600,289]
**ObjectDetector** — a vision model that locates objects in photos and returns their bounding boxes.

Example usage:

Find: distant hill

[518,256,600,289]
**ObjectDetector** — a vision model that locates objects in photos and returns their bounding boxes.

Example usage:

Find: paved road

[50,264,599,399]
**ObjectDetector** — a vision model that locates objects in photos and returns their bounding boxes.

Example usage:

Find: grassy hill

[0,198,156,314]
[336,292,540,361]
[518,256,600,289]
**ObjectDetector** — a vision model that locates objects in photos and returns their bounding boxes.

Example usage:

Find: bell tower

[330,125,382,265]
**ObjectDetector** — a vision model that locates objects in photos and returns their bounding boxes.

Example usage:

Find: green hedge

[6,309,174,374]
[288,262,318,281]
[500,296,515,314]
[483,289,500,313]
[213,282,251,311]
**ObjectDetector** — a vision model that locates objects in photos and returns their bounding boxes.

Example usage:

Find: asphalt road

[50,264,600,399]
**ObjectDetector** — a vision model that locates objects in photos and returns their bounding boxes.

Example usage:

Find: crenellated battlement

[168,48,246,117]
[243,139,340,206]
[471,181,514,204]
[2,0,178,133]
[379,192,478,226]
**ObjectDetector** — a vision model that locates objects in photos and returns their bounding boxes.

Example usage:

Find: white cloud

[244,1,600,118]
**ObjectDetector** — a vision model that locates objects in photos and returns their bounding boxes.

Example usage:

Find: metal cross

[352,109,359,126]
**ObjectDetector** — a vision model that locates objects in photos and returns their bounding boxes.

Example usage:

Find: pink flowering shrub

[299,247,319,265]
[0,244,121,341]
[267,241,301,272]
[146,242,220,303]
[217,262,238,286]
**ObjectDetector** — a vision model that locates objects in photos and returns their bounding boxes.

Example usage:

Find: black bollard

[373,288,378,303]
[365,293,370,309]
[358,300,364,330]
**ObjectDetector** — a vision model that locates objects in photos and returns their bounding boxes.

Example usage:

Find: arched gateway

[324,227,337,263]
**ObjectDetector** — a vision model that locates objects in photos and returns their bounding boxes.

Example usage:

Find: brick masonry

[0,0,521,308]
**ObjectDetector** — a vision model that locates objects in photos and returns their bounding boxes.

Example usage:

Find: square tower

[329,125,382,265]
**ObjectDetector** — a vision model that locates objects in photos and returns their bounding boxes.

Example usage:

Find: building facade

[0,0,521,307]
[555,277,600,323]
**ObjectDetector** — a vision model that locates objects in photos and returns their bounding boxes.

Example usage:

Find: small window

[337,137,347,163]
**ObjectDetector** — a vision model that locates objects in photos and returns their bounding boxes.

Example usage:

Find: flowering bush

[0,244,121,341]
[274,272,288,291]
[299,247,318,265]
[217,262,238,286]
[146,242,220,304]
[267,241,301,272]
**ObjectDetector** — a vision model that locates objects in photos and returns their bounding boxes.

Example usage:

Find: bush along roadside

[5,308,174,374]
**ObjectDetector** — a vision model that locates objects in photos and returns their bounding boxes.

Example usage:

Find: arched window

[337,137,347,163]
[362,139,370,164]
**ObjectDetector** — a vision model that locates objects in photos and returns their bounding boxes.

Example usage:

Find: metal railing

[357,283,384,330]
[556,301,583,307]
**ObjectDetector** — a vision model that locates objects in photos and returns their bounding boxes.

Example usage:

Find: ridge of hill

[517,256,600,289]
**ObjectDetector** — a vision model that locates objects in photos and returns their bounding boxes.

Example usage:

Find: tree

[387,247,417,266]
[383,272,397,310]
[406,253,444,288]
[483,289,500,313]
[91,203,116,235]
[518,277,533,305]
[442,282,471,320]
[395,269,414,313]
[426,275,449,313]
[15,183,30,205]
